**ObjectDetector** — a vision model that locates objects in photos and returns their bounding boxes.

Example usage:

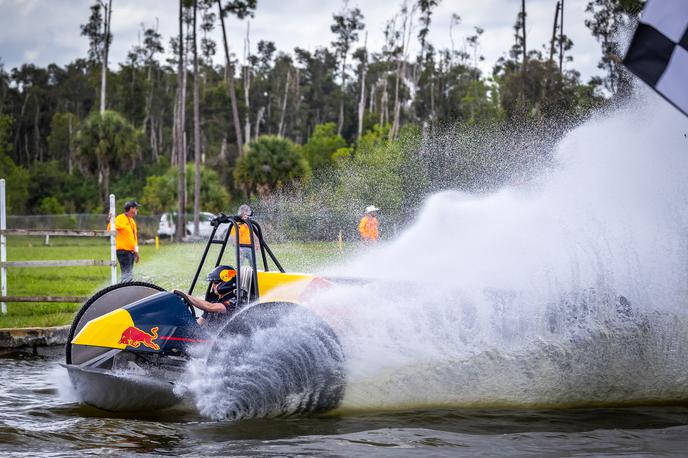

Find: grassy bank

[0,236,349,328]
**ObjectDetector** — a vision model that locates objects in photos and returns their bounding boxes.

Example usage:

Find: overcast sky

[0,0,605,82]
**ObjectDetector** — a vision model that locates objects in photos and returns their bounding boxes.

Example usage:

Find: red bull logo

[118,326,160,350]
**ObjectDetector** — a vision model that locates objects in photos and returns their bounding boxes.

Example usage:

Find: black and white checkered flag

[623,0,688,117]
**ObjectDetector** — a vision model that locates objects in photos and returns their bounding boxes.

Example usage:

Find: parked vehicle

[157,212,216,238]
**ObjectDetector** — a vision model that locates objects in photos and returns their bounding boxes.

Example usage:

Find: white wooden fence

[0,179,117,314]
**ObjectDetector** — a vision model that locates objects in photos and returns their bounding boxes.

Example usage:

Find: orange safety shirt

[107,213,138,251]
[359,216,379,241]
[229,223,252,245]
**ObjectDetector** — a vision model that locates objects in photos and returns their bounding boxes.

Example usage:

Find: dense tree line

[0,0,644,232]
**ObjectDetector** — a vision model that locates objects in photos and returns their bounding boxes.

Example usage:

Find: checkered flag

[623,0,688,117]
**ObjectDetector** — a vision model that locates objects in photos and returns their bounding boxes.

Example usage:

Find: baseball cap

[124,200,141,211]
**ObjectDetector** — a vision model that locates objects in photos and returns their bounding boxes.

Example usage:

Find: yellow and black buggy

[62,213,345,414]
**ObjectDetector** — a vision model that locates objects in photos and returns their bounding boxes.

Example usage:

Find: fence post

[109,194,117,285]
[1,179,6,314]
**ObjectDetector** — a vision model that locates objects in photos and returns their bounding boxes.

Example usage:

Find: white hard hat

[365,205,380,213]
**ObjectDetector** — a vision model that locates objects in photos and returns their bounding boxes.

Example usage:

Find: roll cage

[186,214,285,312]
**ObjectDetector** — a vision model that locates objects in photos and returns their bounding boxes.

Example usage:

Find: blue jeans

[116,250,135,282]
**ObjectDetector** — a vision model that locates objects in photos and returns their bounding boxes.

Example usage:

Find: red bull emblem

[118,326,160,350]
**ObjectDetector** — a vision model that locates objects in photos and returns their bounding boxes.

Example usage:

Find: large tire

[65,281,165,365]
[200,302,345,420]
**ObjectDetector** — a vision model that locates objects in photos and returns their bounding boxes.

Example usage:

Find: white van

[158,212,216,238]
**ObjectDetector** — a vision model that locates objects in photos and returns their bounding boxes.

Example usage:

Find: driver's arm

[173,289,227,313]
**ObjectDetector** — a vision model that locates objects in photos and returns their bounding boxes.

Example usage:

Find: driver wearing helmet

[173,265,237,327]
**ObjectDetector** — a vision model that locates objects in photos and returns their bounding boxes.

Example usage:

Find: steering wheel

[173,290,197,319]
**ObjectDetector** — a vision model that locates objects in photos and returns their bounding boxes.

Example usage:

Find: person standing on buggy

[230,204,260,268]
[173,265,237,328]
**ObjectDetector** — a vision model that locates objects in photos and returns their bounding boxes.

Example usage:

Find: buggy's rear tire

[202,302,345,420]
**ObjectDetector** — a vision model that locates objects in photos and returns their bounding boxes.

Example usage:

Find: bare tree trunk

[337,55,346,136]
[357,33,367,141]
[143,60,159,163]
[219,137,227,161]
[293,68,302,143]
[13,92,29,164]
[368,81,375,113]
[171,96,177,165]
[391,64,402,138]
[380,76,388,127]
[217,0,244,157]
[266,91,272,133]
[192,0,201,236]
[100,0,113,114]
[559,0,565,74]
[176,0,186,241]
[34,103,40,162]
[278,69,291,137]
[521,0,527,70]
[67,113,73,175]
[549,2,560,63]
[255,106,264,140]
[390,5,414,140]
[98,165,110,209]
[243,21,251,144]
[430,74,436,128]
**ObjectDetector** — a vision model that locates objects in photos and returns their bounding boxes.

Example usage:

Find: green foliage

[331,146,353,162]
[0,114,13,156]
[234,135,311,197]
[333,124,426,219]
[494,53,600,120]
[301,122,347,172]
[0,116,29,213]
[355,123,390,152]
[0,1,627,219]
[142,163,230,214]
[585,0,645,94]
[461,79,502,124]
[0,154,29,214]
[38,196,66,214]
[27,161,99,213]
[47,112,78,168]
[75,110,142,204]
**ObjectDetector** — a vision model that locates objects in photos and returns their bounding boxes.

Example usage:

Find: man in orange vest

[230,204,260,267]
[108,200,140,282]
[359,205,380,243]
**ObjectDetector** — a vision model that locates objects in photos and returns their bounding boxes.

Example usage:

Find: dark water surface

[1,352,687,457]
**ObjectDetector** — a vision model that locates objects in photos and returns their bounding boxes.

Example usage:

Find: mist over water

[316,91,688,411]
[183,90,688,419]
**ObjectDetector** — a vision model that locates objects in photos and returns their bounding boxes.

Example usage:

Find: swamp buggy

[62,214,346,414]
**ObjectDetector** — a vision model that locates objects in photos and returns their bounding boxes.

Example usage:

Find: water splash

[182,303,345,420]
[317,90,688,410]
[184,89,688,418]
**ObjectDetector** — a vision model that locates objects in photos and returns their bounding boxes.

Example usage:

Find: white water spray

[312,90,688,410]
[185,90,688,418]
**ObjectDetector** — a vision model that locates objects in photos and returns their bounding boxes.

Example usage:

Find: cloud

[0,0,604,82]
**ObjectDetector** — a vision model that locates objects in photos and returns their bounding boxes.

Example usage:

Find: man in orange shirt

[359,205,380,243]
[229,204,260,267]
[108,200,140,282]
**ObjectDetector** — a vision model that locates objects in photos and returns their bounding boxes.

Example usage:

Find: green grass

[0,236,351,328]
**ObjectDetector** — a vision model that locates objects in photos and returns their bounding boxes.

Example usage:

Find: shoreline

[0,325,69,356]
